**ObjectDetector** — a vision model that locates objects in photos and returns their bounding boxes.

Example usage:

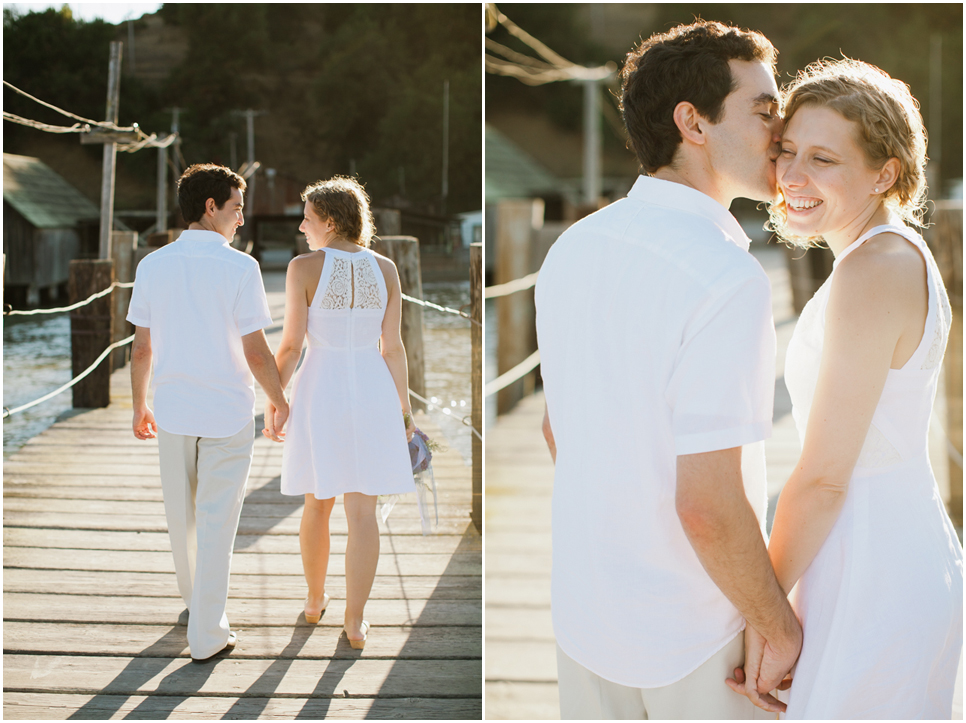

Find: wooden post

[784,244,834,315]
[496,199,543,414]
[930,201,963,527]
[99,41,123,260]
[69,260,115,408]
[156,144,168,233]
[370,236,427,411]
[111,231,137,370]
[470,242,482,532]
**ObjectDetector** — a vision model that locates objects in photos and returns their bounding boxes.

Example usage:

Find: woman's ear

[874,158,900,194]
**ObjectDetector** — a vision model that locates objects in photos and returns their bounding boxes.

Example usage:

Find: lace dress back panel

[280,247,414,499]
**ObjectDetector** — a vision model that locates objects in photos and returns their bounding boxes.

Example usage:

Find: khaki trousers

[157,421,254,659]
[557,633,771,720]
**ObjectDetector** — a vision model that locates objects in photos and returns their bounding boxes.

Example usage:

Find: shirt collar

[176,229,231,246]
[627,176,752,252]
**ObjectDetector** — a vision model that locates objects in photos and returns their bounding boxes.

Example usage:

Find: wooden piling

[930,201,963,527]
[495,199,543,415]
[371,236,427,412]
[470,242,482,532]
[110,231,137,370]
[784,243,834,315]
[68,260,115,408]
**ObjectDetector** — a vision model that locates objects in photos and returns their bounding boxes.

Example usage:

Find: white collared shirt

[535,175,776,688]
[127,229,273,438]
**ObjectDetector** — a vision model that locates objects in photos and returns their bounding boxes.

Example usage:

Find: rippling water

[2,281,473,462]
[3,313,73,457]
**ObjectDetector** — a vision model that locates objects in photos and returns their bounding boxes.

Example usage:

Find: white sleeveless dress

[782,224,963,719]
[280,247,414,499]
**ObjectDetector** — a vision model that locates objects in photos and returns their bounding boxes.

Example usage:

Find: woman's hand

[403,410,416,442]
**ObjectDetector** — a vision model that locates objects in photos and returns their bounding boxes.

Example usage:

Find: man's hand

[133,405,157,440]
[542,403,556,463]
[262,399,289,442]
[726,625,795,713]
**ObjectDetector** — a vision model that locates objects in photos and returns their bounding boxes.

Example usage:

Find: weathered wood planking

[3,693,482,720]
[4,270,481,720]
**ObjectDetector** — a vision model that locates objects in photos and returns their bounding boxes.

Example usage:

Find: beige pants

[557,633,770,720]
[157,421,254,659]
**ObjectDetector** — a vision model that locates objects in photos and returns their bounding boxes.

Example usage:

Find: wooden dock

[3,272,482,719]
[484,244,962,719]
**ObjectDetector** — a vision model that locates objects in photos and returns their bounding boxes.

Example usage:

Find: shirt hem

[156,416,254,440]
[674,422,771,456]
[126,314,149,327]
[554,623,744,689]
[237,317,273,337]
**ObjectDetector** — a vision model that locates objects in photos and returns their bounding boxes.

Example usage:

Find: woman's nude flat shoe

[346,620,369,649]
[304,593,330,624]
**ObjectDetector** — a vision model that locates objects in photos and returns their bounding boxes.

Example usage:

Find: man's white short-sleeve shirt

[127,229,273,438]
[535,176,776,688]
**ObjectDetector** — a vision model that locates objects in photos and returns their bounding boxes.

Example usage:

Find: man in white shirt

[128,164,289,662]
[535,20,801,718]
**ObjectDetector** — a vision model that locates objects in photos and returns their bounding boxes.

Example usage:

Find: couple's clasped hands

[262,399,290,443]
[726,624,798,714]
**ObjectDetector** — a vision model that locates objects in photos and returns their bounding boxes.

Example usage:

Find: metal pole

[582,77,601,206]
[442,79,449,216]
[245,110,257,217]
[99,41,123,260]
[168,107,182,202]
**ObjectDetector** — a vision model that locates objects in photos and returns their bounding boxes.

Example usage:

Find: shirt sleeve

[234,263,273,336]
[126,265,150,327]
[666,272,776,456]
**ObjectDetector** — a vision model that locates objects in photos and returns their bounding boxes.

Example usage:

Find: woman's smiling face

[777,104,885,240]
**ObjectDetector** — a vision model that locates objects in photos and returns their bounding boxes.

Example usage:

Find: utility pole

[165,107,183,201]
[928,33,942,198]
[99,41,123,260]
[442,79,450,216]
[232,109,266,221]
[156,141,167,232]
[582,76,601,206]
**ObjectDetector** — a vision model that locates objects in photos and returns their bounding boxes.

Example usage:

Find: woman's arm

[263,255,314,440]
[275,256,314,389]
[377,256,415,440]
[768,237,926,592]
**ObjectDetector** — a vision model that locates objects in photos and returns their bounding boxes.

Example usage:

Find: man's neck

[652,165,731,210]
[187,221,229,241]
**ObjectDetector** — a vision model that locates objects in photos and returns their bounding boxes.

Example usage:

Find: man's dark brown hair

[620,20,777,173]
[177,164,247,224]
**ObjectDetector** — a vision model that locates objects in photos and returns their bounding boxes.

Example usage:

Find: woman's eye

[780,149,794,156]
[814,157,832,164]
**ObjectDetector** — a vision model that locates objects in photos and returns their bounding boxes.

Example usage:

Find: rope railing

[401,293,481,327]
[2,333,135,419]
[485,349,540,398]
[484,271,539,299]
[409,389,482,441]
[4,281,135,316]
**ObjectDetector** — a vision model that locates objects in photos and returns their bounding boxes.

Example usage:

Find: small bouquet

[380,412,446,535]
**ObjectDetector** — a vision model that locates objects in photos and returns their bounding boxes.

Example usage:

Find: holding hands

[262,398,290,442]
[726,622,799,713]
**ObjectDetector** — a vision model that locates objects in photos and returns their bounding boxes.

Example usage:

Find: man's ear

[204,197,218,216]
[672,101,708,147]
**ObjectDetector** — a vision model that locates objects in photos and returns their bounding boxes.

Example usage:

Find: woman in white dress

[264,177,415,649]
[730,59,963,717]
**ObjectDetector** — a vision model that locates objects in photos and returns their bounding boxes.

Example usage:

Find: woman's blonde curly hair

[301,176,375,248]
[768,58,929,248]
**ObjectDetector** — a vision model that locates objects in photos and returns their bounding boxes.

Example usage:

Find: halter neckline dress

[781,223,963,719]
[280,247,414,499]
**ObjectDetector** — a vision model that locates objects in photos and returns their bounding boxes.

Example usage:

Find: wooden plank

[3,654,483,697]
[3,622,482,659]
[1,511,473,536]
[3,693,482,720]
[2,569,481,600]
[3,593,482,626]
[2,528,478,555]
[3,547,481,576]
